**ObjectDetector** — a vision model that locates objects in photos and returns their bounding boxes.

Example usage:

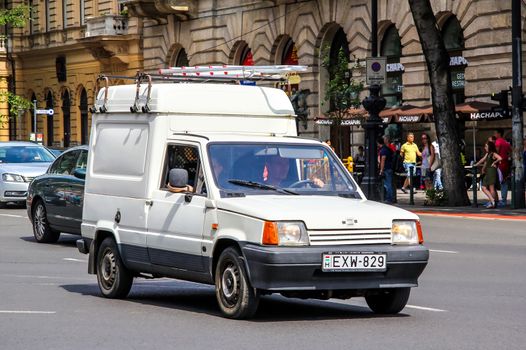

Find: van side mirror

[169,168,189,188]
[73,168,86,179]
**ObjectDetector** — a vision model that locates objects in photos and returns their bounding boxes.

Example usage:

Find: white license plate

[322,252,387,272]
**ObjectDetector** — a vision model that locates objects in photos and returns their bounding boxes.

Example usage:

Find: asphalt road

[1,205,525,350]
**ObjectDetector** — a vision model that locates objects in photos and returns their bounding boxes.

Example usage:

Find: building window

[381,25,403,108]
[80,0,85,25]
[45,0,50,32]
[175,48,189,67]
[62,0,67,28]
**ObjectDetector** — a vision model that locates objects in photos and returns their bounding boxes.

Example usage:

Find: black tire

[365,288,411,314]
[32,200,60,243]
[96,237,133,299]
[215,247,260,319]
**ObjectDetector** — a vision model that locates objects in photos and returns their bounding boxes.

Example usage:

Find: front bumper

[241,243,428,291]
[0,181,29,203]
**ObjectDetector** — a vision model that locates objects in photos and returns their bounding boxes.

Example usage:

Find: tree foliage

[0,5,30,27]
[322,47,363,120]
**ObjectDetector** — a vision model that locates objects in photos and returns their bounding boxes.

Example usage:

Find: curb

[412,210,526,221]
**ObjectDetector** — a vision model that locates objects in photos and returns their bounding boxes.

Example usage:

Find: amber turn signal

[262,221,278,245]
[416,220,424,244]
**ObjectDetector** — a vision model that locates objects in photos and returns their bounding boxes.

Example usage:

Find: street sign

[36,109,54,115]
[366,57,387,85]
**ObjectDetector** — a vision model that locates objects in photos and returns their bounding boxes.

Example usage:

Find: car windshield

[0,145,55,163]
[208,143,359,196]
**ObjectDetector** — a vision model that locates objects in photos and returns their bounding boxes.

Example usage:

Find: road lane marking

[63,258,87,263]
[3,274,93,281]
[430,249,458,254]
[0,214,25,218]
[0,310,56,314]
[406,305,447,312]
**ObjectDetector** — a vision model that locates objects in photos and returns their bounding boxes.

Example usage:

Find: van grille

[308,228,392,246]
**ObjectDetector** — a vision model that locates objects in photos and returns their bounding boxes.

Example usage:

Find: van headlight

[2,173,25,182]
[391,220,424,245]
[262,221,309,246]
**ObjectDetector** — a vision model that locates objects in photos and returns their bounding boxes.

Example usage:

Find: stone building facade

[2,0,525,159]
[1,0,142,146]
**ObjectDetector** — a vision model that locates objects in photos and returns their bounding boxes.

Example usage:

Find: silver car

[0,142,56,207]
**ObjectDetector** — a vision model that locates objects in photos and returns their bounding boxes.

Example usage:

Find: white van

[78,75,428,319]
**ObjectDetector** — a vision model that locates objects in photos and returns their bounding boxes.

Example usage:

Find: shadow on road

[20,234,78,248]
[61,280,408,321]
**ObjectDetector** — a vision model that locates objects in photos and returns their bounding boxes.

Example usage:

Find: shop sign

[287,73,301,84]
[469,111,506,120]
[395,115,422,123]
[450,56,468,67]
[386,63,405,73]
[452,71,465,89]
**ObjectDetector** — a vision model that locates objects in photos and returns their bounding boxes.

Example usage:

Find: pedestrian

[420,133,435,190]
[354,145,366,183]
[354,145,365,165]
[400,132,421,193]
[494,129,511,206]
[378,137,394,203]
[431,140,443,190]
[384,135,396,153]
[473,141,503,209]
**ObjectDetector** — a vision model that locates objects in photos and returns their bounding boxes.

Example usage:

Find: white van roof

[95,83,295,117]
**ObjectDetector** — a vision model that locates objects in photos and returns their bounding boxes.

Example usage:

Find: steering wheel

[288,179,317,188]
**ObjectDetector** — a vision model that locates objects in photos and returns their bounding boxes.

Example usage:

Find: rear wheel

[365,288,410,314]
[32,200,60,243]
[215,247,259,319]
[96,237,133,299]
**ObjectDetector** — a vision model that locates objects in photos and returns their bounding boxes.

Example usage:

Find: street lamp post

[361,85,386,200]
[360,0,386,201]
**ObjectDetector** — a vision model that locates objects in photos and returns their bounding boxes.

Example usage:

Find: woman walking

[420,133,435,190]
[474,141,502,208]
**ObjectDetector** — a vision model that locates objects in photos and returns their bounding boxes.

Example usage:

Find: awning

[316,100,508,126]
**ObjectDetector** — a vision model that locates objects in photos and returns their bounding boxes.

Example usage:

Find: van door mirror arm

[184,193,194,203]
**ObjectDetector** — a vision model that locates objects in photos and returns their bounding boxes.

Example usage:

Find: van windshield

[208,143,359,197]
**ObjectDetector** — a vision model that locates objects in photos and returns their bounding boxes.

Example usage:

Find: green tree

[322,47,363,156]
[0,5,31,126]
[408,0,470,206]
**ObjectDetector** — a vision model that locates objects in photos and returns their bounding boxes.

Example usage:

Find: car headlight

[2,173,25,182]
[391,220,424,245]
[262,221,309,246]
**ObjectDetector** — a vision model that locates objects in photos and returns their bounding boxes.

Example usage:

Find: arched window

[231,41,254,65]
[175,48,189,67]
[46,91,54,146]
[442,16,466,104]
[62,90,71,147]
[80,88,89,145]
[381,25,403,107]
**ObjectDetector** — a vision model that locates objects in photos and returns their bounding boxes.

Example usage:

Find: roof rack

[158,65,308,81]
[90,66,307,113]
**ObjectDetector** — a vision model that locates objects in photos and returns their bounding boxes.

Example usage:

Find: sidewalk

[393,188,526,220]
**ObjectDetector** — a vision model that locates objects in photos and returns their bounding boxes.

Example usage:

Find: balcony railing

[84,15,128,38]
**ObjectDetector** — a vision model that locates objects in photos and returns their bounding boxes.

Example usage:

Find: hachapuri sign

[450,56,469,66]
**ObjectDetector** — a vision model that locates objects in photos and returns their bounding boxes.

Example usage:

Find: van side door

[146,143,208,272]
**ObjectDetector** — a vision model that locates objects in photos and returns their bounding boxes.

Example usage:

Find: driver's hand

[312,177,325,188]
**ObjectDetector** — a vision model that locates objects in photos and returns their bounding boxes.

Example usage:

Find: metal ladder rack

[90,65,308,114]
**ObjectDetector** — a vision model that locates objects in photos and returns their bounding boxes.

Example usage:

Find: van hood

[216,195,418,230]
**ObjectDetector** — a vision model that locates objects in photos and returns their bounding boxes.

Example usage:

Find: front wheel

[96,237,133,299]
[215,247,260,319]
[32,200,60,243]
[365,288,410,314]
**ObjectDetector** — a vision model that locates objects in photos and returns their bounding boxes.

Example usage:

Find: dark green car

[27,146,88,243]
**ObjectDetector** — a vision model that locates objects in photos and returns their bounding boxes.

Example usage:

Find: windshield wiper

[228,179,298,195]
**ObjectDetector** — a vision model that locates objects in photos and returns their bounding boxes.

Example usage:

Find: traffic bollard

[409,166,414,205]
[472,165,478,207]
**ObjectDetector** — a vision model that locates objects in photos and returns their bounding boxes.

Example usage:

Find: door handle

[145,200,153,207]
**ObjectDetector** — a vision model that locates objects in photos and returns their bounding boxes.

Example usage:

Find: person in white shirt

[431,140,443,190]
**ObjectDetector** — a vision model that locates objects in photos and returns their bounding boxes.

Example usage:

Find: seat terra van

[77,69,428,319]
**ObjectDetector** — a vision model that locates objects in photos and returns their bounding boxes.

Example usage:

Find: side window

[162,144,205,194]
[76,150,88,170]
[49,150,80,175]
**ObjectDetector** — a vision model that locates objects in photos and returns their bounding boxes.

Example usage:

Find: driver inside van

[264,155,325,188]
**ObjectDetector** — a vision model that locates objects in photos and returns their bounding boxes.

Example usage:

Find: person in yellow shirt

[400,133,421,193]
